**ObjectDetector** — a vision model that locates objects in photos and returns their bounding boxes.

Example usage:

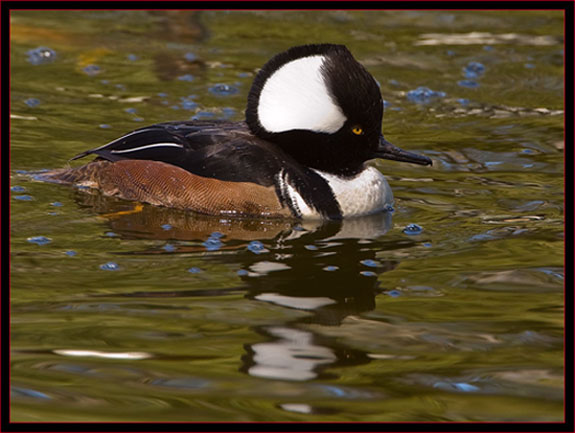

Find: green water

[10,10,564,422]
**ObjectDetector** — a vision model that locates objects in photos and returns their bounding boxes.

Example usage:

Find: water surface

[10,10,564,422]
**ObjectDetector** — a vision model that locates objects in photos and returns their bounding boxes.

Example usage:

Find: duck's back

[41,121,342,219]
[74,121,286,185]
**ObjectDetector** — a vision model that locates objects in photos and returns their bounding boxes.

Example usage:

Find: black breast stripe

[284,167,342,220]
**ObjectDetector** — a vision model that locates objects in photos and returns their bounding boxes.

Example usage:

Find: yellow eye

[352,126,363,135]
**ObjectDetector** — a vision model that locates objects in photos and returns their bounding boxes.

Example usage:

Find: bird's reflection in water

[237,215,397,381]
[79,191,411,382]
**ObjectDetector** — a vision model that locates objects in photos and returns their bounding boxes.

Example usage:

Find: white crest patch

[258,55,347,134]
[314,167,393,217]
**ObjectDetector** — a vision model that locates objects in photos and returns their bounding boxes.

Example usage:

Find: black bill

[373,136,432,166]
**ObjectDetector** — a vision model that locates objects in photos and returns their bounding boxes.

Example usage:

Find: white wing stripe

[110,143,184,154]
[89,128,159,152]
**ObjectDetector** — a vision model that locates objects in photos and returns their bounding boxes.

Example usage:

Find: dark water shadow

[78,191,419,382]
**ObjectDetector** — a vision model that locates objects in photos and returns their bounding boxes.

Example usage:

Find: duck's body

[43,44,431,220]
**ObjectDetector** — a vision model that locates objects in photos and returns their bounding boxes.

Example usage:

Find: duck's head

[246,44,432,176]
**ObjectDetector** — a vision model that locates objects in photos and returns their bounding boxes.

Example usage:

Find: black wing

[72,120,286,186]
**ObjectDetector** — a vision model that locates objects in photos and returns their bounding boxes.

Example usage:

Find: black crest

[245,44,385,176]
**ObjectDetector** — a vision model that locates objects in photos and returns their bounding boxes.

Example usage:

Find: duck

[42,44,432,220]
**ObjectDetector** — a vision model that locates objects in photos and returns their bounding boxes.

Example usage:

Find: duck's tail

[32,161,112,187]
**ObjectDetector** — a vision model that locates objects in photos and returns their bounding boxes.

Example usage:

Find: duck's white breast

[315,166,393,217]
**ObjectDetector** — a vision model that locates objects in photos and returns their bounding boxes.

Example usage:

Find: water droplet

[463,61,485,79]
[181,100,198,110]
[304,245,318,251]
[221,107,236,118]
[65,250,77,257]
[387,289,401,297]
[403,223,423,235]
[11,386,51,400]
[27,236,52,246]
[24,98,41,107]
[360,259,380,268]
[124,107,137,114]
[184,52,197,62]
[457,382,480,392]
[177,74,195,82]
[163,243,177,252]
[99,124,112,129]
[188,267,202,274]
[104,231,118,237]
[10,186,26,193]
[203,238,222,252]
[360,271,377,277]
[83,64,101,76]
[457,80,479,88]
[455,382,479,392]
[191,111,215,120]
[237,269,249,276]
[456,98,470,106]
[51,202,63,207]
[537,268,564,280]
[406,87,446,104]
[247,241,267,254]
[323,266,339,272]
[161,224,172,230]
[100,262,120,271]
[13,195,34,201]
[320,385,347,397]
[27,47,57,65]
[524,63,536,69]
[209,83,239,96]
[127,54,139,61]
[157,92,168,98]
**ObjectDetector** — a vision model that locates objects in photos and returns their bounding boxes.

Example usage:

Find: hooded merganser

[42,44,432,220]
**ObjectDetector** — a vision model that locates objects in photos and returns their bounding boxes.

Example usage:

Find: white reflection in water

[248,327,336,381]
[53,349,152,360]
[255,293,337,310]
